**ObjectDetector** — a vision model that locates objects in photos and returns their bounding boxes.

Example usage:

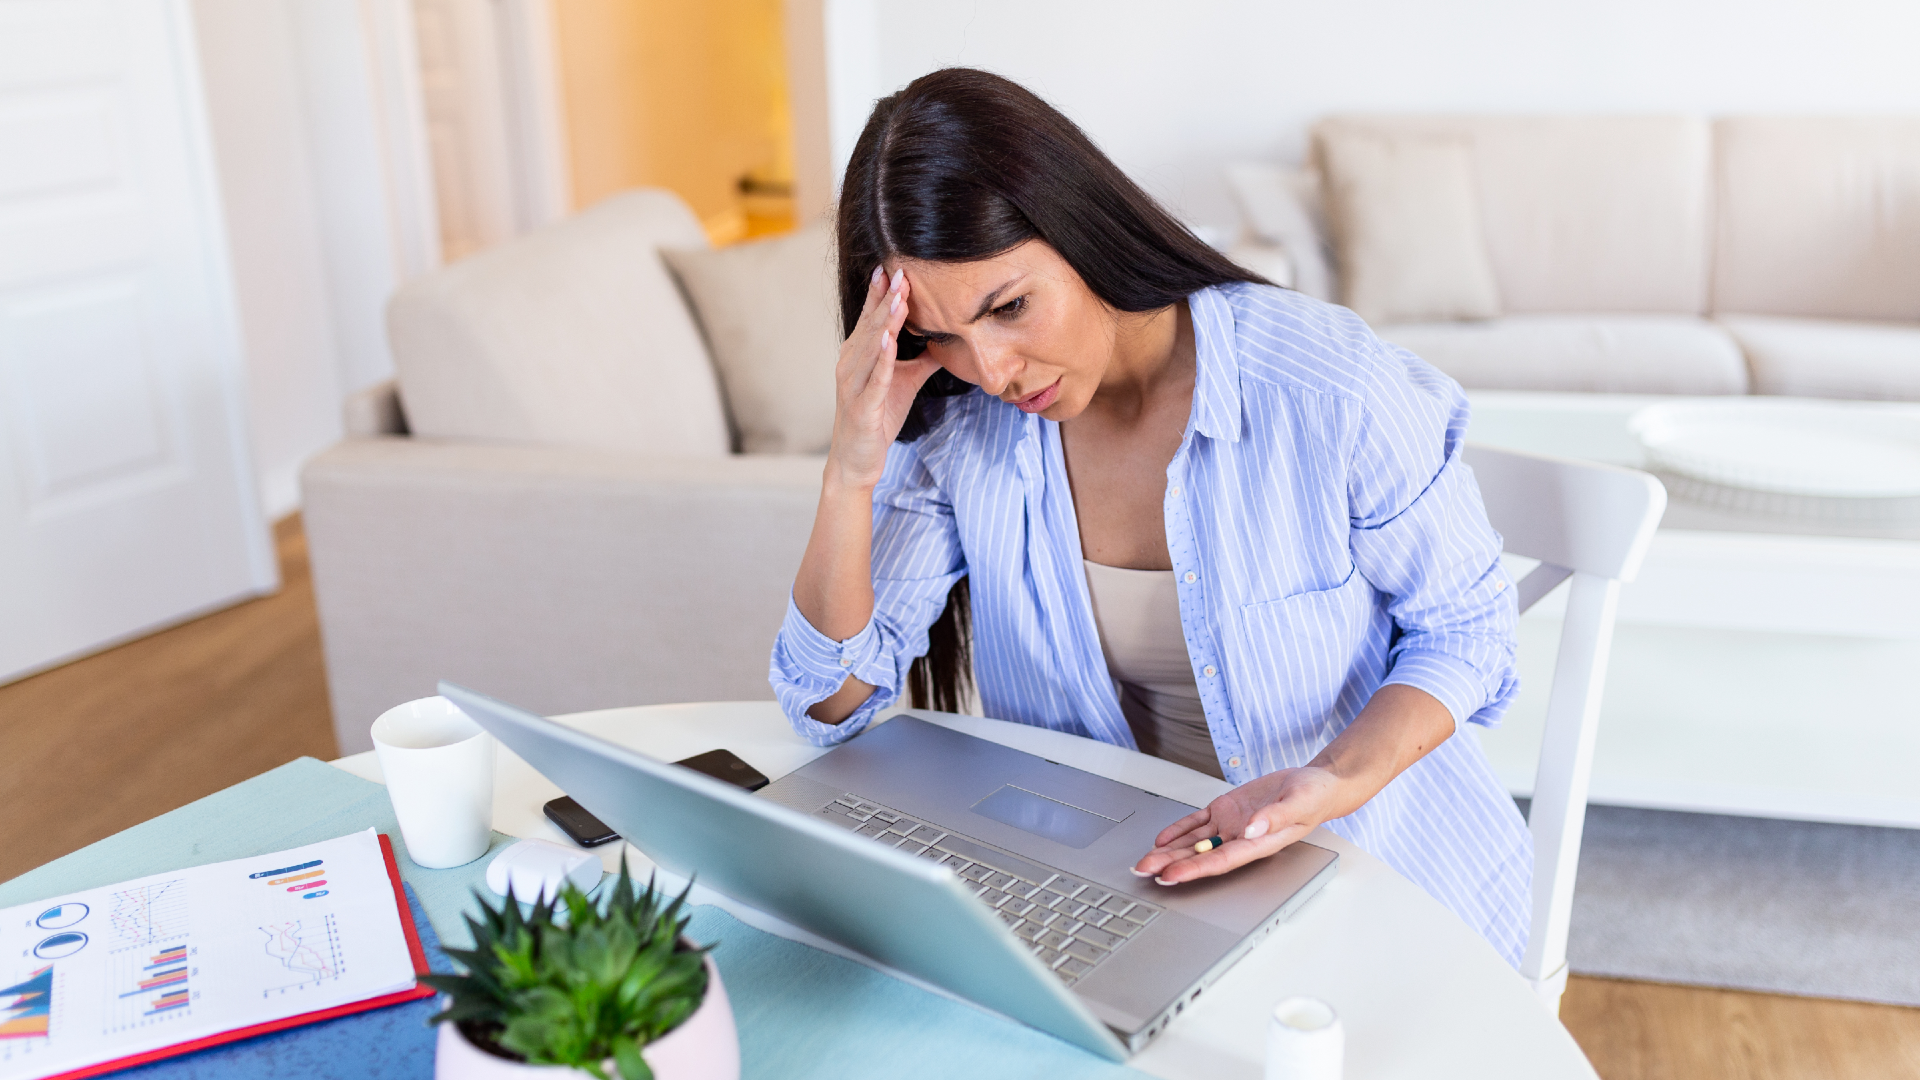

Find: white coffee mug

[371,696,495,869]
[1267,996,1343,1080]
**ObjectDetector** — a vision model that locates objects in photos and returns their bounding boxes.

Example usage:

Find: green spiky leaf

[427,855,710,1079]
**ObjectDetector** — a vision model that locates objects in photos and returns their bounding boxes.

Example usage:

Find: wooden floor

[4,518,1919,1078]
[1564,977,1920,1079]
[0,515,337,884]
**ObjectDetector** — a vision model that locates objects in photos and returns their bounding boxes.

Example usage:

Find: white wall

[189,0,437,520]
[190,0,345,519]
[830,0,1920,232]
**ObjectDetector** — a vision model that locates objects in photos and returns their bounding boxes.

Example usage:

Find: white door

[0,0,276,684]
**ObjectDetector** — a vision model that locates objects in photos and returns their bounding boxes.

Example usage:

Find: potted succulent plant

[425,860,738,1080]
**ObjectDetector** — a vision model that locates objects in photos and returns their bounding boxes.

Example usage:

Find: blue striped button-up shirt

[770,282,1533,965]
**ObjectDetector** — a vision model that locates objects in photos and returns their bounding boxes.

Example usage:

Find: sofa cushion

[1315,116,1712,315]
[1317,131,1501,325]
[1712,118,1920,322]
[1717,315,1920,401]
[388,189,732,457]
[1377,315,1749,394]
[664,222,840,454]
[1223,163,1334,301]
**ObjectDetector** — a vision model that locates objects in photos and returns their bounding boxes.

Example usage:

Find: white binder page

[0,829,419,1080]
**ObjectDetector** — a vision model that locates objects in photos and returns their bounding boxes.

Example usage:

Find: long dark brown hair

[836,68,1269,713]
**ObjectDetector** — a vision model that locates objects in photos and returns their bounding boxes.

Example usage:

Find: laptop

[439,682,1338,1060]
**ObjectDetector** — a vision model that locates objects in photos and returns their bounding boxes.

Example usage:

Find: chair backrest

[1462,443,1666,1013]
[1468,441,1666,611]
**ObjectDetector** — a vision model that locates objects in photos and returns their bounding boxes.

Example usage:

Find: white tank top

[1081,560,1223,779]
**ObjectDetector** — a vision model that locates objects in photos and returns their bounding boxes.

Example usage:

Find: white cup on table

[371,695,496,869]
[1267,996,1343,1080]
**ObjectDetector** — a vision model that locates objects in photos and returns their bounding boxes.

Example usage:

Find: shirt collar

[1189,286,1243,443]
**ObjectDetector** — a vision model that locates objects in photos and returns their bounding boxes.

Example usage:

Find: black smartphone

[542,795,619,847]
[675,748,770,792]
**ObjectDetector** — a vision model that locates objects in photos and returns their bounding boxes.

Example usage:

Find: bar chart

[109,944,193,1031]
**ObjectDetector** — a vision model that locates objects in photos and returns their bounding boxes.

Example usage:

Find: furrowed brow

[968,279,1022,323]
[907,276,1024,337]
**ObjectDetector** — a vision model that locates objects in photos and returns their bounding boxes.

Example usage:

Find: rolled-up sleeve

[1347,342,1519,732]
[769,439,966,745]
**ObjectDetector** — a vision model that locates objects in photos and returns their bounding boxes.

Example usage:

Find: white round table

[334,702,1597,1080]
[1631,398,1920,524]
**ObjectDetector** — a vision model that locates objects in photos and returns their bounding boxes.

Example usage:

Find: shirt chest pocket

[1224,570,1377,751]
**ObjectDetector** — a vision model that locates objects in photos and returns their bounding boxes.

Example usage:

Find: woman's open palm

[1132,766,1344,885]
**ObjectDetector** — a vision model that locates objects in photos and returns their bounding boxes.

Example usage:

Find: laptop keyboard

[814,792,1161,985]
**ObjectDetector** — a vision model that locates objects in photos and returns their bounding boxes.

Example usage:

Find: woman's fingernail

[890,268,904,291]
[889,293,900,314]
[871,266,885,286]
[1153,876,1176,886]
[1244,819,1269,840]
[1128,867,1154,878]
[881,330,891,350]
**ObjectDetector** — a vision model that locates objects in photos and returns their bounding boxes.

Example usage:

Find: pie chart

[34,932,88,959]
[36,903,88,930]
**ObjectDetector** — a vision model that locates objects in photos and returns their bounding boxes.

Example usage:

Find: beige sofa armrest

[300,439,824,754]
[342,379,409,437]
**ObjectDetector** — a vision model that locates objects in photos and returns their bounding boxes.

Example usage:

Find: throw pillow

[664,222,841,454]
[387,189,733,458]
[1223,163,1336,301]
[1318,131,1502,325]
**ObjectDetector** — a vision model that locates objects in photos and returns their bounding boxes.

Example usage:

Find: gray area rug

[1521,801,1920,1005]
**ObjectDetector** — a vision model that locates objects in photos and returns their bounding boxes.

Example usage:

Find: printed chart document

[0,830,427,1079]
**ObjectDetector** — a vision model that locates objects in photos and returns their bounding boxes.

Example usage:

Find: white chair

[1463,443,1667,1015]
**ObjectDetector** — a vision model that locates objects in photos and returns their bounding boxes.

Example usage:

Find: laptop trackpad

[970,785,1125,849]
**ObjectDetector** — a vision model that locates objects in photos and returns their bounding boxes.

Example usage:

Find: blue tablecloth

[0,757,1147,1079]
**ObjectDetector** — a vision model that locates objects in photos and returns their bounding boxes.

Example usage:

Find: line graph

[258,915,345,995]
[108,880,187,949]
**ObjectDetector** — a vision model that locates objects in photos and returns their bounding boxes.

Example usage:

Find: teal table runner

[0,758,1147,1080]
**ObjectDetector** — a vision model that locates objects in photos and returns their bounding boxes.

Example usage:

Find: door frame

[401,0,569,260]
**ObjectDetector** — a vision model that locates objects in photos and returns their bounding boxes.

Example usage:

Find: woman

[769,69,1532,965]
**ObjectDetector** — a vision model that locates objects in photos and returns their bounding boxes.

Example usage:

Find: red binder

[42,835,437,1080]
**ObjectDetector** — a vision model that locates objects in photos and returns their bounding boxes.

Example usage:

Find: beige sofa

[304,191,834,754]
[1227,115,1920,400]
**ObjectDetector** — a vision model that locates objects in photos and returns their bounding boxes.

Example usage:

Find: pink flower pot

[434,954,738,1080]
[635,955,739,1080]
